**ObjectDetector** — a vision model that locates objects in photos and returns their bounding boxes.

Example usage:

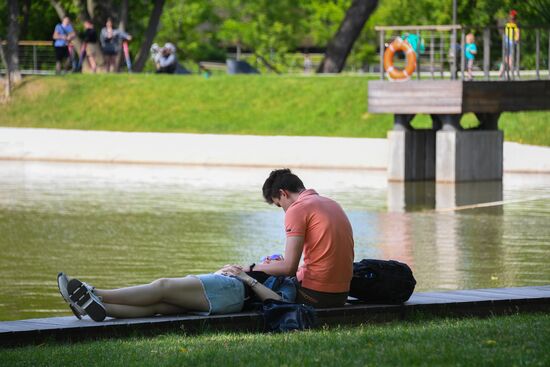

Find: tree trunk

[20,0,32,40]
[116,0,128,70]
[0,39,11,99]
[7,0,22,83]
[317,0,379,73]
[132,0,165,72]
[87,0,96,20]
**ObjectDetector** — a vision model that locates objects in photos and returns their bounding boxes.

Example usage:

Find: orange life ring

[383,37,417,81]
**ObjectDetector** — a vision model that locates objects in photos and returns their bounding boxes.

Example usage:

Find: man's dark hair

[262,169,305,204]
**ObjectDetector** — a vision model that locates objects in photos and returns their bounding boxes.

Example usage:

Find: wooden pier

[1,285,549,347]
[368,80,550,182]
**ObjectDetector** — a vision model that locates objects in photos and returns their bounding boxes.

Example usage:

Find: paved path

[1,285,549,347]
[1,128,549,172]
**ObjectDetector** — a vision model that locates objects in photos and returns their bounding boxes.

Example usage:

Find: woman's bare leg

[104,302,187,318]
[95,276,209,312]
[88,55,97,72]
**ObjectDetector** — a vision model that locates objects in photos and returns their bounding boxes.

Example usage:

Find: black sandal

[57,272,84,320]
[68,278,106,322]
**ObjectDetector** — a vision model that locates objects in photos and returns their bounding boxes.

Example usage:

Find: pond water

[1,161,549,321]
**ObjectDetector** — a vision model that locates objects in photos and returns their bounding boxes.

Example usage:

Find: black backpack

[262,299,318,332]
[349,259,416,304]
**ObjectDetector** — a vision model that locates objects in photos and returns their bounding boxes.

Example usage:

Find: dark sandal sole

[68,279,106,322]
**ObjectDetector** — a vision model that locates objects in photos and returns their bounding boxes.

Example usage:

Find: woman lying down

[57,255,294,322]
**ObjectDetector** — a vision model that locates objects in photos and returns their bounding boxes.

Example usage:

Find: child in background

[465,33,477,81]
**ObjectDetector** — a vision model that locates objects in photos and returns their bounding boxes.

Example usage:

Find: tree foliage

[1,0,548,72]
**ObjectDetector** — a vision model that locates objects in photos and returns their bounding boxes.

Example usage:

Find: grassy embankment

[1,313,549,366]
[1,74,549,146]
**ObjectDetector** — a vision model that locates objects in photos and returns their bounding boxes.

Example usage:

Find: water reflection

[0,161,549,321]
[387,180,504,212]
[436,181,503,212]
[386,181,507,290]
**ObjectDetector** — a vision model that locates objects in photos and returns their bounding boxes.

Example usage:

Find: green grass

[1,313,549,366]
[1,74,549,145]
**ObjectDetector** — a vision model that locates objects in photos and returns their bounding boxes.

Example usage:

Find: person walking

[499,10,520,79]
[52,16,76,74]
[464,33,477,81]
[78,19,98,73]
[236,169,355,308]
[100,18,132,73]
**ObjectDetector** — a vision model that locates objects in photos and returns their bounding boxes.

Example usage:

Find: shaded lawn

[1,313,549,366]
[1,74,549,146]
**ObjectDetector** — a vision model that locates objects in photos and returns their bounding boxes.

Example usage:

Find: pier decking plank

[1,285,549,347]
[368,80,550,114]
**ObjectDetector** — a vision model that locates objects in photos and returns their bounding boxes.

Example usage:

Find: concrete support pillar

[436,130,503,182]
[394,114,415,131]
[388,130,436,181]
[475,112,501,130]
[439,114,463,131]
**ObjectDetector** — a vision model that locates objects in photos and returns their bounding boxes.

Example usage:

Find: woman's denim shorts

[193,274,245,315]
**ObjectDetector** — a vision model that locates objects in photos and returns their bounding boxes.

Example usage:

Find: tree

[132,0,165,72]
[6,0,21,82]
[0,37,10,99]
[317,0,378,73]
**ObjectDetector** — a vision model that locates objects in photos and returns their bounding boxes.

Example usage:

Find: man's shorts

[54,46,69,61]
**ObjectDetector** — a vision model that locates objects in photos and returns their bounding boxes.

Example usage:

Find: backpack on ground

[349,259,416,304]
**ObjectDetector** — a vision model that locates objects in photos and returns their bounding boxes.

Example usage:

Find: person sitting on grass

[57,257,295,322]
[152,43,178,74]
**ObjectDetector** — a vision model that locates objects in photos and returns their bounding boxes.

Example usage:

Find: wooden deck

[1,285,549,347]
[368,80,550,114]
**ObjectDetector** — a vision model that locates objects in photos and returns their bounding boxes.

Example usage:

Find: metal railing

[375,25,550,81]
[0,41,56,75]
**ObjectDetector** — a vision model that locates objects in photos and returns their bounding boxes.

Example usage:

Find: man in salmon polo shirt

[242,168,354,308]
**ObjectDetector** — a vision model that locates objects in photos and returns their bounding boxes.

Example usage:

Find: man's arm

[249,236,304,276]
[53,26,63,41]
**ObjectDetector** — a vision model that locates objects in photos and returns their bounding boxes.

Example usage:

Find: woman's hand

[216,265,252,283]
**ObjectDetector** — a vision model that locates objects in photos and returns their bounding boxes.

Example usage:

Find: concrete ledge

[0,128,549,173]
[0,128,387,170]
[1,285,548,347]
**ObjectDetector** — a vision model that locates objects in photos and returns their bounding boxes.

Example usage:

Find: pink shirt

[285,189,354,293]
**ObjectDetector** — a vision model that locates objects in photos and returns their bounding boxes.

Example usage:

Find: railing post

[379,30,384,80]
[502,29,507,80]
[548,29,550,80]
[451,26,457,80]
[515,28,520,79]
[460,29,465,80]
[33,45,37,73]
[416,29,421,80]
[512,29,517,80]
[483,28,490,80]
[536,29,540,80]
[440,33,444,78]
[430,31,434,79]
